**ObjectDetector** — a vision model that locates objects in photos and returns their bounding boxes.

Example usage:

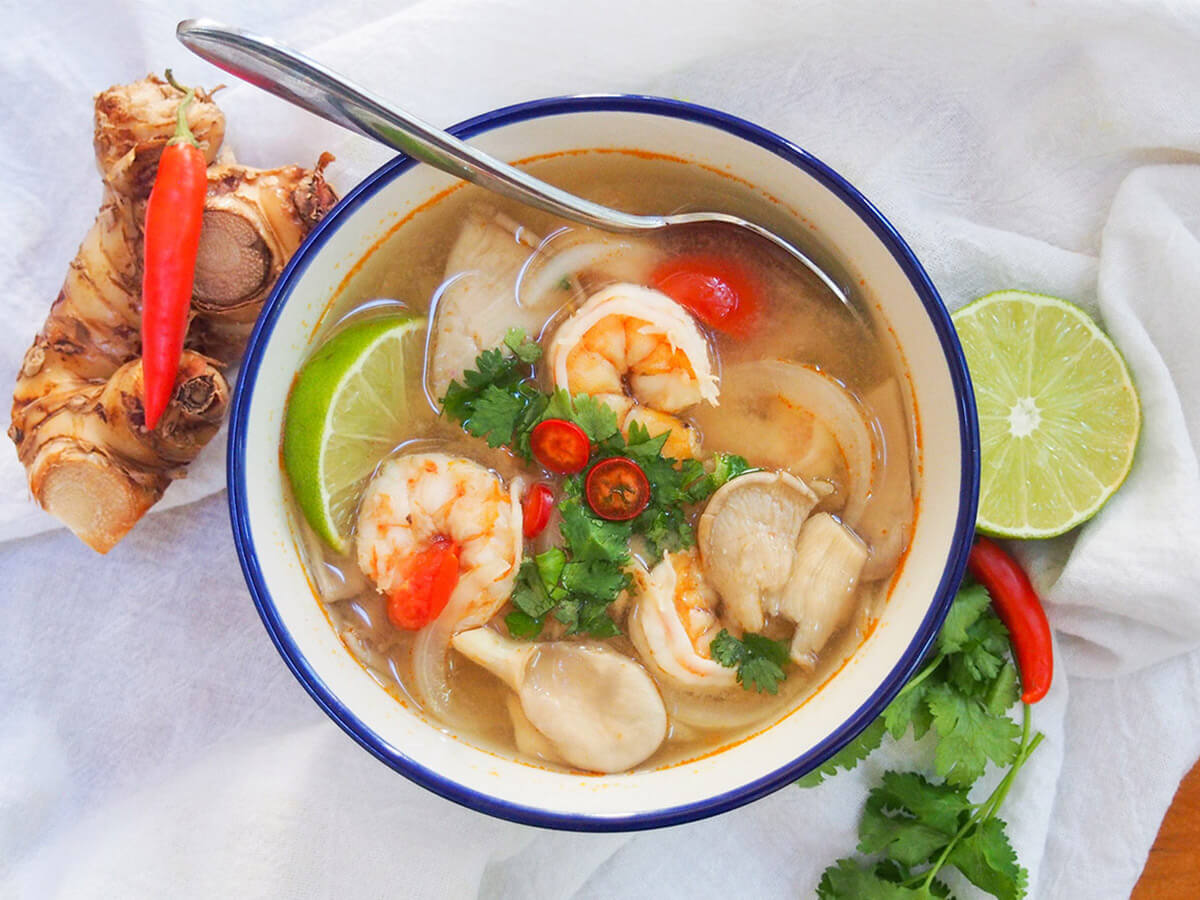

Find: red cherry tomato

[387,536,460,630]
[522,483,555,539]
[530,418,591,474]
[651,254,760,335]
[585,457,651,521]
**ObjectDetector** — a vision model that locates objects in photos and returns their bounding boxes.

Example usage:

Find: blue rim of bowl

[228,94,980,832]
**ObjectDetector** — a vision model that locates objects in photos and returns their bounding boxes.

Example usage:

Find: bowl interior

[229,96,978,830]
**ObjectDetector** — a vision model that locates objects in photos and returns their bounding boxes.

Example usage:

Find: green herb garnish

[444,339,752,640]
[804,583,1043,900]
[441,329,546,450]
[709,629,791,694]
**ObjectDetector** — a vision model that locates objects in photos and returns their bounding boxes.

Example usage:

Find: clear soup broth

[285,150,918,774]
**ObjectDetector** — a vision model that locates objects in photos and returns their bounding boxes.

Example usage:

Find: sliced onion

[857,379,916,581]
[659,682,788,731]
[693,360,878,528]
[516,235,658,310]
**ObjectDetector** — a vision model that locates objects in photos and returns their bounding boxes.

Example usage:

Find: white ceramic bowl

[228,96,979,830]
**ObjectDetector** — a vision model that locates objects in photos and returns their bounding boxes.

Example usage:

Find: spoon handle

[176,18,657,233]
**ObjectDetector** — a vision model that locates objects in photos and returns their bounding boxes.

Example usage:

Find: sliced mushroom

[697,471,819,632]
[451,628,667,773]
[771,513,868,666]
[504,694,564,765]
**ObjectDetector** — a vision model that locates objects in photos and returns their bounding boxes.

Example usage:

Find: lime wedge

[283,314,426,552]
[952,291,1140,538]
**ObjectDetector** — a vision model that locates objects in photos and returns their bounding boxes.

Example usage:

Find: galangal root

[8,75,338,553]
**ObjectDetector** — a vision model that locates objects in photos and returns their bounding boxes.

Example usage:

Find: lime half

[952,291,1140,538]
[283,314,426,552]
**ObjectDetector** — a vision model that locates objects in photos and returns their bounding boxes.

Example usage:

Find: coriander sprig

[710,629,790,694]
[803,583,1044,900]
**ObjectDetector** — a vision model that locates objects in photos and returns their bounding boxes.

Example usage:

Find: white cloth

[3,1,1200,897]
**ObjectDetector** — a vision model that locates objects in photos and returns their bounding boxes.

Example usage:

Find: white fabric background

[3,1,1200,897]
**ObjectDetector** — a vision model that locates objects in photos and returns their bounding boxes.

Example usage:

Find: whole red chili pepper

[141,70,208,429]
[967,536,1053,704]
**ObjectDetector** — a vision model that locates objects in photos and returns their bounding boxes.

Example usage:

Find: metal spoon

[176,18,849,307]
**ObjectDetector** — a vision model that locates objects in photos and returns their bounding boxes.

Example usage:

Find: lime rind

[283,315,425,552]
[953,290,1140,539]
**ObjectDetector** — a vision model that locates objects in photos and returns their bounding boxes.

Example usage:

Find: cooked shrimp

[627,548,738,691]
[355,452,522,714]
[548,283,718,458]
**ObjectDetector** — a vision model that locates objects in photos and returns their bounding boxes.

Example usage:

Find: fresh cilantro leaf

[937,583,991,655]
[741,657,788,695]
[558,498,631,563]
[683,452,754,502]
[926,684,1022,786]
[533,548,567,600]
[709,630,744,668]
[439,379,474,423]
[858,811,950,869]
[946,817,1028,900]
[868,771,972,837]
[985,662,1021,717]
[510,559,557,620]
[883,679,930,741]
[562,558,630,601]
[440,338,545,453]
[461,345,515,391]
[743,632,790,666]
[621,421,671,460]
[536,390,620,443]
[710,629,790,694]
[816,858,942,899]
[570,394,621,443]
[554,595,620,637]
[505,610,543,639]
[859,773,966,868]
[461,384,528,447]
[946,612,1010,696]
[539,389,575,422]
[503,327,543,363]
[798,718,887,787]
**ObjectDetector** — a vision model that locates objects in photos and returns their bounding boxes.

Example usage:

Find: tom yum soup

[282,151,918,775]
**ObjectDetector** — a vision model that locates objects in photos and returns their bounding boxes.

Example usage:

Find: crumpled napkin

[3,0,1200,898]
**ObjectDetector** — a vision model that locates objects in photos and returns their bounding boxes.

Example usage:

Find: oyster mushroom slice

[697,471,819,632]
[450,628,667,773]
[772,513,868,667]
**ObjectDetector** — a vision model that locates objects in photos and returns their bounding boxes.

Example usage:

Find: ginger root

[8,75,337,553]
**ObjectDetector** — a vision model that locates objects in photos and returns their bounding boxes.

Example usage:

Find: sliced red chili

[967,536,1053,704]
[522,482,555,539]
[651,254,760,335]
[530,418,591,474]
[387,536,460,631]
[585,457,651,521]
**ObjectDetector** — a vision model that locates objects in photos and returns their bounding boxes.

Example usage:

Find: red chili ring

[522,483,555,539]
[529,418,591,475]
[585,457,651,521]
